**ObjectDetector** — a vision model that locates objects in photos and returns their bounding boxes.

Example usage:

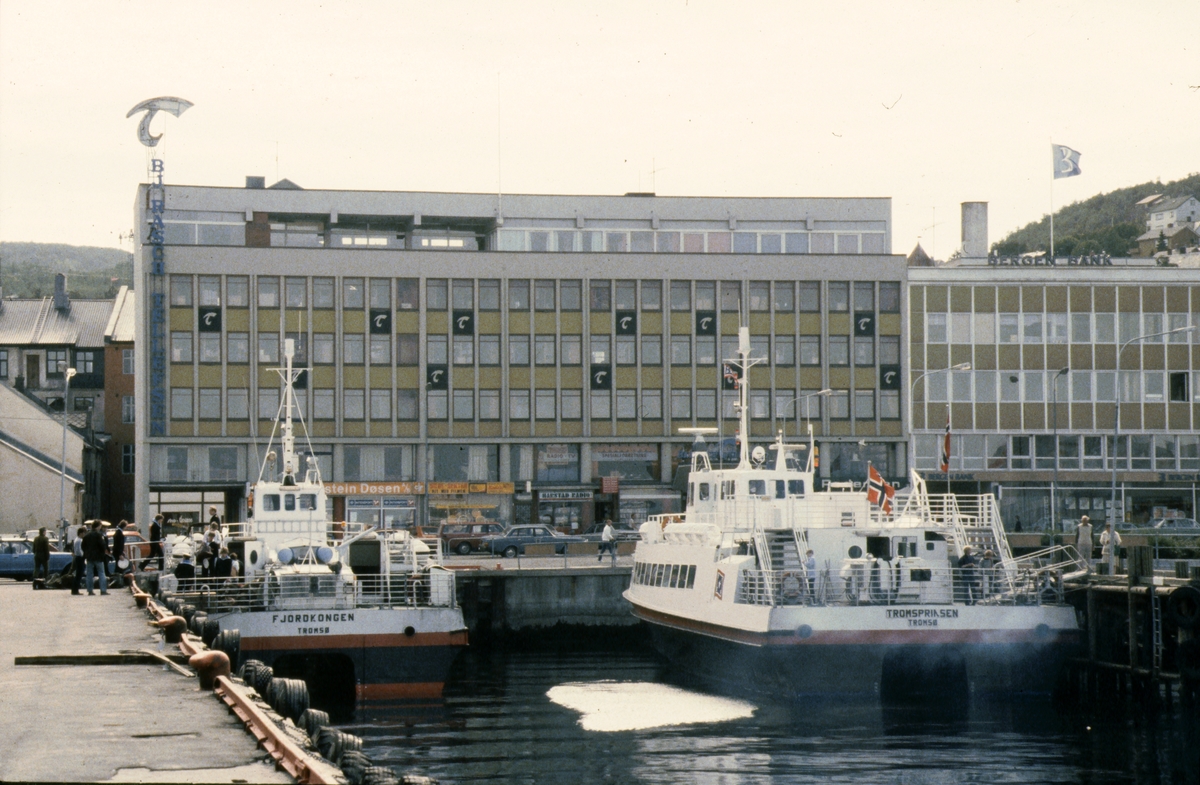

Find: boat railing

[733,556,1080,608]
[163,570,456,612]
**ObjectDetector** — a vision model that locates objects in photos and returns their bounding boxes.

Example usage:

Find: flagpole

[1049,140,1055,260]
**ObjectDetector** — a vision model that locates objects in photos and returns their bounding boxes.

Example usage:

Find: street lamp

[59,362,77,545]
[908,362,971,478]
[1051,367,1069,534]
[780,389,832,436]
[1109,324,1196,572]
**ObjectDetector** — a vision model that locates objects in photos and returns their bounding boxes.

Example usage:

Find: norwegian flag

[940,411,951,472]
[867,464,895,515]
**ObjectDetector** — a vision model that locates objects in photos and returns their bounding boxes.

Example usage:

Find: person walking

[598,519,616,562]
[1075,516,1094,570]
[1100,522,1123,572]
[112,523,127,573]
[32,527,51,586]
[81,521,110,596]
[148,514,164,570]
[70,526,87,595]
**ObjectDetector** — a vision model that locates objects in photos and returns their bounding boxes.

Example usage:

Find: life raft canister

[781,571,803,599]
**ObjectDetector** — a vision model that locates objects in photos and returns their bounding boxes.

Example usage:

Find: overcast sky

[1,1,1197,258]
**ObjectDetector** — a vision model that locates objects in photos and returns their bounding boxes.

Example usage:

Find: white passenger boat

[162,340,467,702]
[624,328,1084,701]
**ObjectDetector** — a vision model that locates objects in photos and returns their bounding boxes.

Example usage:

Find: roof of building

[1137,224,1200,242]
[0,296,115,348]
[907,243,934,267]
[103,286,135,344]
[1148,195,1198,213]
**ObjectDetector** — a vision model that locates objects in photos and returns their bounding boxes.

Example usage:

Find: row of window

[913,433,1200,472]
[167,387,899,423]
[925,312,1199,345]
[168,331,901,368]
[0,349,99,380]
[497,228,886,256]
[168,275,902,314]
[632,561,698,589]
[922,370,1200,404]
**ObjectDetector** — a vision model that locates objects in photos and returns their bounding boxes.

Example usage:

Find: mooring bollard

[149,615,188,643]
[189,650,231,690]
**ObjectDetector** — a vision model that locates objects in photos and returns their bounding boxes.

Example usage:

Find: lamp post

[1109,324,1196,572]
[59,362,77,545]
[1051,367,1069,534]
[782,389,832,436]
[908,362,971,479]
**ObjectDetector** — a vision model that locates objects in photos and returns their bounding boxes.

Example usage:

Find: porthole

[848,545,863,559]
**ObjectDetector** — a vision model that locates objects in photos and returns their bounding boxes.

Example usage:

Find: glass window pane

[509,280,529,310]
[670,281,691,311]
[828,282,849,312]
[343,278,365,309]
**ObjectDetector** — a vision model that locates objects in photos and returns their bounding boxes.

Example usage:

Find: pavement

[0,579,292,783]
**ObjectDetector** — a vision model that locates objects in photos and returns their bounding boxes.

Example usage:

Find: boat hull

[634,603,1083,700]
[209,606,468,700]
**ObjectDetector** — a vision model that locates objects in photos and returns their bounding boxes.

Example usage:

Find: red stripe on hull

[240,631,468,651]
[631,604,1081,646]
[357,682,445,700]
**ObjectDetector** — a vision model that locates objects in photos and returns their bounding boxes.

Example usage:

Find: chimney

[53,273,70,311]
[961,202,988,259]
[246,176,266,189]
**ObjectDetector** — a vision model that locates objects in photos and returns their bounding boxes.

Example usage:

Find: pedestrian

[174,553,196,580]
[148,514,164,570]
[229,551,241,578]
[213,547,233,578]
[81,520,110,596]
[804,549,817,598]
[32,527,51,585]
[598,519,616,562]
[980,549,997,598]
[1014,515,1023,533]
[112,521,127,572]
[208,506,221,528]
[196,534,214,578]
[1100,522,1123,570]
[957,545,979,605]
[1075,516,1094,569]
[70,526,87,595]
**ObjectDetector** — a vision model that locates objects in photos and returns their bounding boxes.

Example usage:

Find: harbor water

[338,635,1200,784]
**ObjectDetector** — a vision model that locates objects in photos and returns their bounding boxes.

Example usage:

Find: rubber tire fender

[1168,585,1200,630]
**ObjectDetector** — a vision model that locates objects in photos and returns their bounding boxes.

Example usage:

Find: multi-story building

[910,204,1200,530]
[133,179,907,531]
[102,286,137,521]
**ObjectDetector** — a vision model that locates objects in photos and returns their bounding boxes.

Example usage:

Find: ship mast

[733,326,761,470]
[280,338,297,482]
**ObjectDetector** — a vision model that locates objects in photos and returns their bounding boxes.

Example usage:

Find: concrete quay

[0,580,292,783]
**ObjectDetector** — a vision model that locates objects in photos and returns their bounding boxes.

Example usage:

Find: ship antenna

[281,339,297,482]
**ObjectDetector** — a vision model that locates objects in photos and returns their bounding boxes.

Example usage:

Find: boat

[623,327,1085,701]
[160,339,468,703]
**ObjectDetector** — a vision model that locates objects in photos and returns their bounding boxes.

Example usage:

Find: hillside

[993,172,1200,257]
[0,242,133,298]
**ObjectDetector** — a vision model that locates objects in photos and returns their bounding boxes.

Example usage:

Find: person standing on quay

[112,522,127,573]
[70,526,86,595]
[81,521,109,596]
[148,514,164,570]
[1075,516,1094,569]
[1100,522,1123,571]
[32,527,51,585]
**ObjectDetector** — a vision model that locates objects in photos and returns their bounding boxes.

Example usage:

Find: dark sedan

[488,525,586,558]
[0,537,73,580]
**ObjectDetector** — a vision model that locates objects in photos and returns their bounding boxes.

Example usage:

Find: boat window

[262,494,281,511]
[764,447,780,471]
[775,480,786,499]
[688,483,694,506]
[698,483,711,501]
[784,451,805,471]
[748,480,767,496]
[721,480,736,499]
[299,494,317,511]
[284,494,296,511]
[669,565,680,588]
[788,480,806,497]
[686,565,697,588]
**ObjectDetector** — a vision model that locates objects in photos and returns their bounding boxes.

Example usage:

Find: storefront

[426,482,515,531]
[617,487,682,527]
[325,481,424,531]
[535,489,594,533]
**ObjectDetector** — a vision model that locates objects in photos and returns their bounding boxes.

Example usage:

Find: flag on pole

[940,411,951,472]
[1052,144,1082,179]
[866,464,895,514]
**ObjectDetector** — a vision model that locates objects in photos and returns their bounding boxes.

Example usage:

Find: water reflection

[547,681,755,732]
[340,643,1197,785]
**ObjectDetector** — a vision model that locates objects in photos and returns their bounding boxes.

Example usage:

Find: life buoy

[1168,586,1200,630]
[781,572,803,599]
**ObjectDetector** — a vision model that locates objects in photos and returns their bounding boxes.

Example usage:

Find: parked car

[580,521,641,542]
[438,521,507,555]
[0,536,73,580]
[1147,518,1200,532]
[488,525,586,558]
[106,529,152,562]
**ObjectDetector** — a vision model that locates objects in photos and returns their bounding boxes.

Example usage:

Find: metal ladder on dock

[1152,588,1164,673]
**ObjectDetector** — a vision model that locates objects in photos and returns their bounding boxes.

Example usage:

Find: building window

[720,282,741,312]
[671,390,692,419]
[798,282,820,312]
[641,280,662,311]
[198,389,221,420]
[170,276,192,307]
[170,333,192,363]
[827,282,849,312]
[121,444,135,475]
[478,279,500,311]
[311,334,334,364]
[227,333,249,364]
[617,390,638,419]
[774,336,795,366]
[750,390,770,419]
[257,277,279,308]
[451,279,472,310]
[534,335,556,365]
[854,282,874,311]
[343,389,365,420]
[122,395,136,424]
[509,280,530,310]
[641,390,662,419]
[926,313,947,343]
[285,277,306,309]
[561,281,582,311]
[616,336,637,365]
[854,391,875,420]
[312,389,333,420]
[509,389,530,420]
[641,335,662,366]
[427,391,448,420]
[396,389,418,420]
[590,335,610,365]
[591,391,611,419]
[749,282,770,311]
[453,390,475,420]
[696,389,717,420]
[829,390,850,419]
[121,349,134,375]
[773,282,794,312]
[426,280,447,310]
[73,350,95,374]
[829,336,849,366]
[534,280,556,311]
[258,334,280,364]
[228,389,249,419]
[879,336,900,366]
[590,280,611,311]
[509,335,530,365]
[171,388,193,419]
[478,335,501,366]
[312,278,334,309]
[750,336,769,363]
[561,335,582,365]
[670,336,691,365]
[369,389,391,420]
[670,281,691,311]
[479,389,500,420]
[695,336,716,366]
[535,390,556,420]
[199,334,221,363]
[854,337,874,366]
[615,280,637,310]
[452,336,474,365]
[562,389,582,419]
[258,388,280,420]
[798,336,820,365]
[879,282,900,313]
